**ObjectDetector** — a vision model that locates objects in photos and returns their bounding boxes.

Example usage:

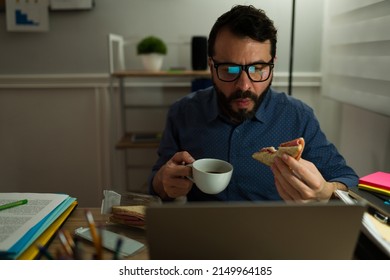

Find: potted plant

[137,36,167,71]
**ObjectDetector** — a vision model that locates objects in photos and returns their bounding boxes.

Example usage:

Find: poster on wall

[6,0,49,32]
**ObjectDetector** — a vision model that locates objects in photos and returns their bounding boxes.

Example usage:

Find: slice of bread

[111,205,145,219]
[110,205,146,229]
[252,138,305,166]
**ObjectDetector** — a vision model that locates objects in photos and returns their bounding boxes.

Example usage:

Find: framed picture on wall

[5,0,49,32]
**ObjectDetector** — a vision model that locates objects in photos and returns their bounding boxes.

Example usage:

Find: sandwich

[109,205,146,229]
[252,137,305,166]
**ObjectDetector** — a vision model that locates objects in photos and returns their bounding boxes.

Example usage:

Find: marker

[0,199,28,211]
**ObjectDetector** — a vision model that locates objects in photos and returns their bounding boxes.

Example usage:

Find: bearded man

[149,5,358,202]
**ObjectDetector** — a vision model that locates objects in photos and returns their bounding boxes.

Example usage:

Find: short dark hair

[208,5,277,59]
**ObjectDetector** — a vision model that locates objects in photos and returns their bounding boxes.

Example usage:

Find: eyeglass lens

[218,64,272,82]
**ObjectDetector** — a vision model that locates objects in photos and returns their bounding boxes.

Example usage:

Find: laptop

[146,201,366,260]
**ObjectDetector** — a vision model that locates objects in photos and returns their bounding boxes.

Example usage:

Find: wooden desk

[47,207,148,260]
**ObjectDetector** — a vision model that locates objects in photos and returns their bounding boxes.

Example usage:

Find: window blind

[321,0,390,116]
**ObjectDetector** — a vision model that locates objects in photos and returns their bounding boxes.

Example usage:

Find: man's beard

[215,83,271,123]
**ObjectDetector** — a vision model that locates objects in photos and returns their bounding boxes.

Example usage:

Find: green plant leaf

[137,36,167,55]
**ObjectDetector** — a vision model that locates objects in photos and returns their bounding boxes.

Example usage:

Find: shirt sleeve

[148,102,181,195]
[300,105,359,188]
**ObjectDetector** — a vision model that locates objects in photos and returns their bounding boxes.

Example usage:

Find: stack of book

[347,172,390,257]
[349,171,390,221]
[358,171,390,197]
[0,193,77,260]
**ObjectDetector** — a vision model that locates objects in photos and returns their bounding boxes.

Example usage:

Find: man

[149,5,358,202]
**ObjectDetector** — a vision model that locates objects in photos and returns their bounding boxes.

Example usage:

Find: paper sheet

[0,193,69,251]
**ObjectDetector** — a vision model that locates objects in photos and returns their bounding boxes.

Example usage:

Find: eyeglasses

[212,58,274,82]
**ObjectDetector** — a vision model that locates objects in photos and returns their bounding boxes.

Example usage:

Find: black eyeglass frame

[211,58,274,83]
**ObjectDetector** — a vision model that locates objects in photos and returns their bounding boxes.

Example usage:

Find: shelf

[110,68,211,192]
[111,70,210,78]
[124,104,171,109]
[116,132,161,149]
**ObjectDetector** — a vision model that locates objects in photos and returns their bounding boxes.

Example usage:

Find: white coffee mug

[188,158,233,194]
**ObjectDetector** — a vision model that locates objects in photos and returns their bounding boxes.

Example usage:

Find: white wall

[0,80,112,206]
[339,104,390,176]
[0,0,323,74]
[321,0,390,177]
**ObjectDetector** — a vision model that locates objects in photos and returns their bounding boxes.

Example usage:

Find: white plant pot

[140,54,164,71]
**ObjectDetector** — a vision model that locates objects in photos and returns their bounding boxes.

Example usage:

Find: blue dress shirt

[149,87,358,201]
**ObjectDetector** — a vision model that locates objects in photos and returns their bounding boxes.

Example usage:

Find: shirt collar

[254,87,272,123]
[205,88,220,122]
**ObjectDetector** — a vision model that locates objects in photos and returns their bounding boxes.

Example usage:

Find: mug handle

[185,163,195,182]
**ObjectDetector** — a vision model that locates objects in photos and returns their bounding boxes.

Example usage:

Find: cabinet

[110,70,211,192]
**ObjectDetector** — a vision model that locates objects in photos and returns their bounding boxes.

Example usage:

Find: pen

[113,237,123,260]
[0,199,28,211]
[85,210,103,259]
[36,244,54,260]
[73,236,82,260]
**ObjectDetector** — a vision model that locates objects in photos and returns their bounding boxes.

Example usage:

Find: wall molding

[0,73,111,88]
[0,72,322,89]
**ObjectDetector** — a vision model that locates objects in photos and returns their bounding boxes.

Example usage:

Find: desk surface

[47,207,148,260]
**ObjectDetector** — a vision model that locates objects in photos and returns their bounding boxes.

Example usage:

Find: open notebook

[146,201,365,260]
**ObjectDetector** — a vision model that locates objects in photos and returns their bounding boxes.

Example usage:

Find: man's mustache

[228,90,258,102]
